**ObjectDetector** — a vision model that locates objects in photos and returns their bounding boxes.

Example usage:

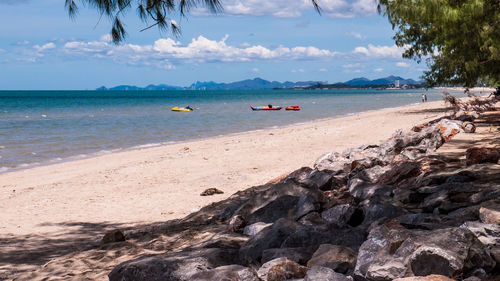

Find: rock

[262,247,313,264]
[190,265,259,281]
[353,226,496,280]
[361,200,406,226]
[421,182,479,213]
[306,244,357,274]
[466,147,500,166]
[462,122,476,133]
[295,194,321,219]
[281,224,366,252]
[353,225,389,280]
[239,218,299,263]
[447,205,480,222]
[108,248,239,281]
[281,167,314,184]
[437,119,462,142]
[412,123,430,132]
[199,232,249,249]
[228,215,247,233]
[347,178,393,201]
[353,165,392,183]
[298,212,325,226]
[315,152,351,173]
[321,204,358,228]
[257,258,307,281]
[243,222,273,236]
[460,221,500,264]
[102,229,126,243]
[232,182,324,224]
[376,160,422,186]
[479,199,500,224]
[398,213,467,230]
[304,266,351,281]
[301,169,336,190]
[200,188,224,196]
[393,275,455,281]
[324,187,356,206]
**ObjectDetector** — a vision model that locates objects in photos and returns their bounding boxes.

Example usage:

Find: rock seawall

[109,95,499,281]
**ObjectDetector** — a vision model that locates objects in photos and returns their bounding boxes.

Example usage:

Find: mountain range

[97,76,422,91]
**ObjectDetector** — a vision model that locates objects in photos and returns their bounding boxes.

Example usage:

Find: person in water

[186,106,193,111]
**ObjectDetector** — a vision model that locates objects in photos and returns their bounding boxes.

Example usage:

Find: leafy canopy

[378,0,500,87]
[66,0,320,43]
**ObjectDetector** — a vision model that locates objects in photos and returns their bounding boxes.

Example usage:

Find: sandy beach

[0,99,451,237]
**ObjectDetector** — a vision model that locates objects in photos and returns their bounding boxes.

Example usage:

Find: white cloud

[396,62,410,67]
[195,0,377,18]
[33,42,56,52]
[346,31,364,39]
[292,69,305,73]
[0,48,6,53]
[374,67,383,72]
[319,67,328,72]
[353,44,404,58]
[252,67,259,72]
[58,35,338,68]
[342,63,361,68]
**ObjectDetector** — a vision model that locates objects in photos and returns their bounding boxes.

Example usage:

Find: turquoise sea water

[0,89,465,172]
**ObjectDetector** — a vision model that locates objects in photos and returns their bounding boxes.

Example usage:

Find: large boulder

[437,119,462,142]
[353,226,496,281]
[239,218,299,264]
[465,147,500,166]
[257,257,307,281]
[460,221,500,264]
[108,248,240,281]
[479,199,500,224]
[244,222,273,237]
[232,182,325,224]
[321,204,357,228]
[304,266,351,281]
[306,244,357,274]
[347,178,393,201]
[281,224,367,251]
[261,247,313,265]
[190,265,259,281]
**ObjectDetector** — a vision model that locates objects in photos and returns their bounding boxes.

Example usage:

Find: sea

[0,88,466,172]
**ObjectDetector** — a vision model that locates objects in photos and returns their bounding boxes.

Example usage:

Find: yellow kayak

[171,106,193,112]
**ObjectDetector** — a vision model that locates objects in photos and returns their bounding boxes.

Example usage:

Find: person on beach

[422,94,425,103]
[424,94,428,102]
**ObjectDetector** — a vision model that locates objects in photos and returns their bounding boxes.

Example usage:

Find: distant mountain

[97,76,421,91]
[186,78,320,90]
[97,84,182,91]
[345,76,421,86]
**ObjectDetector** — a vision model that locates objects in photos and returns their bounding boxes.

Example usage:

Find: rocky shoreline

[104,94,499,281]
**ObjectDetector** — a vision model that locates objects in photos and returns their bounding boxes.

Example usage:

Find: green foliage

[378,0,500,88]
[66,0,320,44]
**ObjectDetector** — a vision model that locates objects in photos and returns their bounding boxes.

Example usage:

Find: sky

[0,0,428,90]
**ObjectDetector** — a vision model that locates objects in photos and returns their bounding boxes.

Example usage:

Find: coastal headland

[1,90,499,280]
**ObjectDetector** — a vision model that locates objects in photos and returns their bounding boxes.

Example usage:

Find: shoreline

[1,101,427,174]
[0,99,455,236]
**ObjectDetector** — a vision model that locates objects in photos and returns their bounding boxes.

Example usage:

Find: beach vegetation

[378,0,500,91]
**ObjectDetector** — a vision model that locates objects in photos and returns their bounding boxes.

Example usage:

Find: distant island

[96,76,425,91]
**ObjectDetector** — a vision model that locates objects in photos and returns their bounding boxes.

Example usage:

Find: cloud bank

[208,0,378,18]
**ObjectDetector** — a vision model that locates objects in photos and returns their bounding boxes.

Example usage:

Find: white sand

[0,100,455,237]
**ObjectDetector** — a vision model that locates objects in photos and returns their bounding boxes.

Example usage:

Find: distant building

[395,80,400,88]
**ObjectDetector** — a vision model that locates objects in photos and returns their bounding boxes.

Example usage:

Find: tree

[378,0,500,91]
[66,0,320,43]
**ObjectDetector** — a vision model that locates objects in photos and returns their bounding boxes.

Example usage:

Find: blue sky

[0,0,427,90]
